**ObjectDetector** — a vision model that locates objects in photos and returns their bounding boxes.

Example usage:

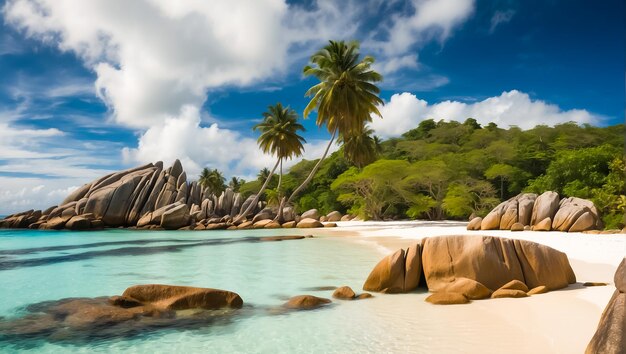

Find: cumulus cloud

[121,105,337,179]
[371,90,602,138]
[0,0,476,213]
[368,0,475,73]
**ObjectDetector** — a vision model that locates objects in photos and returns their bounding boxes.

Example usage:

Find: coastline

[311,220,625,353]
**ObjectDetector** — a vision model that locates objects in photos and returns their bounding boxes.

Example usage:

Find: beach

[314,220,626,353]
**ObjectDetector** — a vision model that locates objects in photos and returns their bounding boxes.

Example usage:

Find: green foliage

[198,168,226,195]
[332,160,412,220]
[276,118,624,224]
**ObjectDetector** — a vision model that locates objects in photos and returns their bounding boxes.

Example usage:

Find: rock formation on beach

[586,258,625,354]
[468,191,602,232]
[363,235,576,304]
[0,160,341,231]
[0,284,243,343]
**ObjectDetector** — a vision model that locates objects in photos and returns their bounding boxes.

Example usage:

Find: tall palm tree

[198,168,226,195]
[340,125,379,168]
[229,177,244,192]
[236,103,306,222]
[286,40,383,204]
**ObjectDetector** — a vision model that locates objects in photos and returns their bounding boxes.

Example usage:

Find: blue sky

[0,0,623,213]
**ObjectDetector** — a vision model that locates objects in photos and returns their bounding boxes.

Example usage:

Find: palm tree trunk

[235,159,280,223]
[274,159,285,223]
[287,129,337,205]
[277,159,283,196]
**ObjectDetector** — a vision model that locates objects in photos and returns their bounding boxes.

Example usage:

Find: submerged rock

[332,286,356,300]
[283,295,331,310]
[0,284,243,344]
[122,284,243,310]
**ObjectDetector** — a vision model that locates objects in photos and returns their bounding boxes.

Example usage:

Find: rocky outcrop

[0,160,256,231]
[0,284,243,343]
[362,235,576,304]
[1,160,335,231]
[586,258,626,354]
[476,191,600,232]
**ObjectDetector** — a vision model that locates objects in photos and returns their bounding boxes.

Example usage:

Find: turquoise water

[0,228,394,353]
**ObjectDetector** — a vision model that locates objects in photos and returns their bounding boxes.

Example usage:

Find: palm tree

[198,168,226,195]
[340,125,379,168]
[229,177,244,192]
[257,168,271,182]
[236,103,306,222]
[286,40,383,204]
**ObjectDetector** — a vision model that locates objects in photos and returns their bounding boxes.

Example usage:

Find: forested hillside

[238,120,625,228]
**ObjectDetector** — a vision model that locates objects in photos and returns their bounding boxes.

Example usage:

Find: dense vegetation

[202,39,625,229]
[236,120,625,228]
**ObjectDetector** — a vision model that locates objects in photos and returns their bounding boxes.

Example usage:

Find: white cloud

[0,177,83,215]
[121,105,337,180]
[490,9,515,34]
[368,0,474,71]
[371,90,602,138]
[0,0,476,213]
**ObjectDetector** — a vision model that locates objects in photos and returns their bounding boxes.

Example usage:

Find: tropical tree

[286,40,383,205]
[198,168,226,195]
[339,125,379,168]
[228,177,245,192]
[257,168,271,182]
[236,103,306,222]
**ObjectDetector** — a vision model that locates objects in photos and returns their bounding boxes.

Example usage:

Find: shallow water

[0,227,603,353]
[0,228,392,353]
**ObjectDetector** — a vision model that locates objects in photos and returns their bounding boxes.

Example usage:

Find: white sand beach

[315,220,626,353]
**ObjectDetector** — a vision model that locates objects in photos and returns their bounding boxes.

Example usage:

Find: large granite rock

[160,204,191,230]
[531,191,560,226]
[362,235,576,303]
[478,192,599,232]
[363,248,406,293]
[326,211,342,222]
[1,160,254,230]
[301,209,320,220]
[553,197,602,232]
[586,258,626,354]
[296,218,323,228]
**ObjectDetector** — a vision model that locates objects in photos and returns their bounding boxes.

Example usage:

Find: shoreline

[311,220,625,353]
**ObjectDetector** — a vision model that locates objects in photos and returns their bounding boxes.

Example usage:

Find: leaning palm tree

[340,125,379,168]
[235,103,306,222]
[286,40,383,204]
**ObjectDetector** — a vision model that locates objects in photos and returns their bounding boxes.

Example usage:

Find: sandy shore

[315,220,626,353]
